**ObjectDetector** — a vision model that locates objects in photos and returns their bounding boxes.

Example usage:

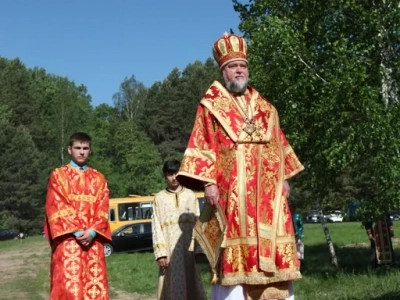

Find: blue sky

[0,1,242,106]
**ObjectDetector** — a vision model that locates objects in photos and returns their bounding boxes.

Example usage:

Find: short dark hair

[68,132,92,147]
[162,160,180,174]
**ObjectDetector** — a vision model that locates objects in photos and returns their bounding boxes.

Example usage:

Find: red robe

[178,81,304,299]
[44,165,111,300]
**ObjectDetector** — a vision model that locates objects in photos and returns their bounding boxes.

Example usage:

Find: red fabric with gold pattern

[44,165,111,300]
[373,217,394,265]
[178,81,304,299]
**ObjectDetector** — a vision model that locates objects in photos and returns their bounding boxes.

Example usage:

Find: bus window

[128,207,134,220]
[109,208,116,221]
[118,203,141,221]
[141,202,153,219]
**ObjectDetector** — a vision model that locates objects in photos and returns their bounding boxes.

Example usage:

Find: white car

[327,211,343,222]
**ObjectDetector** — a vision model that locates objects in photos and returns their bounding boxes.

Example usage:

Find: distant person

[152,160,206,300]
[290,203,305,263]
[44,132,111,299]
[364,212,394,268]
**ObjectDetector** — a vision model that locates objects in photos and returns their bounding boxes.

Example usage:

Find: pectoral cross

[243,118,256,135]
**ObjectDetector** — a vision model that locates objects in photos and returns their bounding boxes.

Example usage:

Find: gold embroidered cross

[71,283,80,296]
[88,286,100,298]
[66,242,79,252]
[90,264,101,277]
[67,262,79,274]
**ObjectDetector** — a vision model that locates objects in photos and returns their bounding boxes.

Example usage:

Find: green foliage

[110,120,164,196]
[0,105,42,232]
[139,59,219,160]
[233,0,400,219]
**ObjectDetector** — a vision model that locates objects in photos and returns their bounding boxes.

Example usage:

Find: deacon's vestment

[44,164,111,300]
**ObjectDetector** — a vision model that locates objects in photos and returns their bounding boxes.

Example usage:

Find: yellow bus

[108,192,205,232]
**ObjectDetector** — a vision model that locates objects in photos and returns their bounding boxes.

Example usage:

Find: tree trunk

[320,212,338,268]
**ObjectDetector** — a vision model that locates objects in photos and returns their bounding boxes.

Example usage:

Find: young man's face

[165,172,179,189]
[68,141,91,166]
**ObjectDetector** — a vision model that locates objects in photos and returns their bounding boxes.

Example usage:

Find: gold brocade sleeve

[279,129,304,180]
[152,196,169,260]
[45,169,83,240]
[90,177,111,242]
[178,105,217,190]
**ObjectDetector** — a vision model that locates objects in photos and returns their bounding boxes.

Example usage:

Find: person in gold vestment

[152,160,206,300]
[44,132,111,300]
[177,33,304,300]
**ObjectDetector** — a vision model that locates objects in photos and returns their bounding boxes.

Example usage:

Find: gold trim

[52,229,81,239]
[69,194,96,202]
[177,171,216,185]
[236,144,247,237]
[276,235,296,244]
[223,237,257,247]
[284,165,305,181]
[184,148,216,161]
[220,269,301,286]
[200,101,238,143]
[48,208,75,222]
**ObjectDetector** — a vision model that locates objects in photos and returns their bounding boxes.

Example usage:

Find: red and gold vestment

[178,81,304,299]
[44,165,111,300]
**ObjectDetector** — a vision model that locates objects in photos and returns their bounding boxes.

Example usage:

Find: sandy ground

[0,239,156,300]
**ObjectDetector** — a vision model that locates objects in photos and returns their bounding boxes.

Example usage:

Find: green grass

[106,252,159,295]
[2,223,400,299]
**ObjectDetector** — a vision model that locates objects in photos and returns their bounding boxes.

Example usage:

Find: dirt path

[0,239,156,300]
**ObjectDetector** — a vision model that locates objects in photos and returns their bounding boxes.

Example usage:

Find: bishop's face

[222,60,249,94]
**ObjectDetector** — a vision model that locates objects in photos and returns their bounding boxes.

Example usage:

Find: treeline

[0,56,220,233]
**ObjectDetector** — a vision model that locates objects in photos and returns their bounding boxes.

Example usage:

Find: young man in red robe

[44,132,111,300]
[177,33,304,300]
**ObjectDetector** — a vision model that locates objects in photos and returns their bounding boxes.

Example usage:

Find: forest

[1,0,400,233]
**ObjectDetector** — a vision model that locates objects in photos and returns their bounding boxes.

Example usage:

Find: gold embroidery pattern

[98,211,109,219]
[48,208,75,222]
[277,242,297,269]
[259,238,272,257]
[69,194,96,202]
[161,219,196,229]
[226,245,249,272]
[220,267,301,286]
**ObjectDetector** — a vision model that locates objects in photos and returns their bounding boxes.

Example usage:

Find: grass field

[1,222,400,299]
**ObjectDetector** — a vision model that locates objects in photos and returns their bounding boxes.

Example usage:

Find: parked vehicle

[389,210,400,221]
[326,211,344,223]
[0,229,23,241]
[108,192,205,232]
[306,210,322,223]
[104,221,153,257]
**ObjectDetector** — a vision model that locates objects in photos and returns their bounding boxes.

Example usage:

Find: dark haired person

[152,160,206,300]
[44,132,111,299]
